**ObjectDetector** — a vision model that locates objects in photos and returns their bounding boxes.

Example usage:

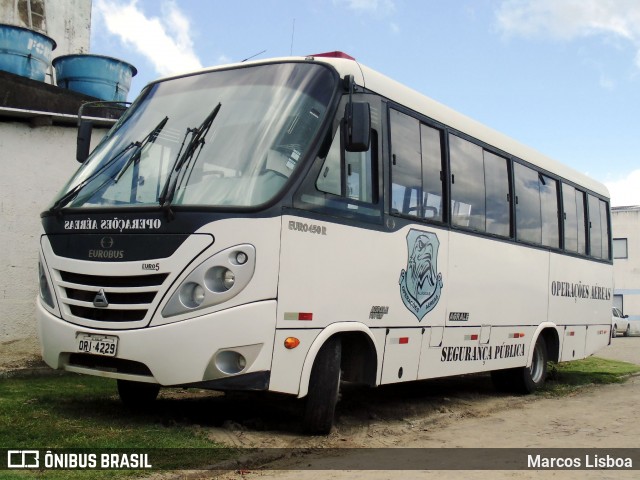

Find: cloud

[496,0,640,67]
[333,0,395,15]
[94,0,202,76]
[605,169,640,207]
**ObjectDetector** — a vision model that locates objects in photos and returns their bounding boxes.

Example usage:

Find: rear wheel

[302,336,342,434]
[491,336,548,394]
[612,325,618,338]
[117,379,160,407]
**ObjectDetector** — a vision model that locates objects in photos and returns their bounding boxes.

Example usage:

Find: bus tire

[117,379,160,407]
[491,336,547,394]
[302,336,342,435]
[520,335,548,393]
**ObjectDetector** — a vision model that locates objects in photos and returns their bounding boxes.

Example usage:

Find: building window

[613,238,628,259]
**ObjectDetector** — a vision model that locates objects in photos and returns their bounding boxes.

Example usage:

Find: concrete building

[0,0,127,358]
[612,205,640,334]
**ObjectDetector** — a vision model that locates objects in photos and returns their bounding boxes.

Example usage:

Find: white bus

[37,52,613,433]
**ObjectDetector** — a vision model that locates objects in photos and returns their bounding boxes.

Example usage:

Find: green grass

[0,374,236,479]
[1,357,638,478]
[542,356,640,396]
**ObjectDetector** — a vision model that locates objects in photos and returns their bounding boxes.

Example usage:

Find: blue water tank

[53,54,137,101]
[0,23,56,81]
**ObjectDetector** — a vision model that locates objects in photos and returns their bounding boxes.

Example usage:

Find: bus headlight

[179,282,206,308]
[162,244,256,317]
[38,258,55,309]
[205,267,235,292]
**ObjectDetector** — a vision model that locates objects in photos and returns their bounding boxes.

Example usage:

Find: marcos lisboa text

[7,450,152,469]
[528,454,633,469]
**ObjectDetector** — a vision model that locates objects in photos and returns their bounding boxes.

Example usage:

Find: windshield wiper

[50,117,169,214]
[159,103,221,216]
[114,116,168,183]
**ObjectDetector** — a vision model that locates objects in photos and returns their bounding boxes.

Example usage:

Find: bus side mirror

[76,120,93,163]
[344,102,370,152]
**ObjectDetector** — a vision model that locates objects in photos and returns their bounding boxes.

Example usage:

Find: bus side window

[588,195,610,259]
[420,124,444,222]
[316,130,342,196]
[390,110,421,217]
[450,135,485,231]
[514,164,560,247]
[514,163,542,244]
[315,127,378,206]
[483,150,510,237]
[390,109,444,221]
[562,183,579,252]
[562,183,588,254]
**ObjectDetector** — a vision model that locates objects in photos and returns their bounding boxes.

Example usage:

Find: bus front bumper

[36,300,277,388]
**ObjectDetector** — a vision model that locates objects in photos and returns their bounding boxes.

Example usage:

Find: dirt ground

[0,336,42,373]
[193,338,640,480]
[3,336,639,479]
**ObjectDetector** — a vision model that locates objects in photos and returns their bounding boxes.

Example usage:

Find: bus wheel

[491,336,547,394]
[117,379,160,407]
[521,336,548,393]
[303,336,342,434]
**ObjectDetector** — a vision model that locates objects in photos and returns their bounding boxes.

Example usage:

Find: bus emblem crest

[399,230,443,321]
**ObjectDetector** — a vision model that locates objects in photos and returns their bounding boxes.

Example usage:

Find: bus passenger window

[588,195,603,258]
[390,110,421,217]
[514,163,542,244]
[514,164,559,247]
[600,199,610,259]
[576,190,587,254]
[562,184,587,254]
[540,174,559,248]
[588,195,610,259]
[450,135,485,231]
[421,124,444,222]
[484,150,510,237]
[390,109,444,221]
[562,184,579,252]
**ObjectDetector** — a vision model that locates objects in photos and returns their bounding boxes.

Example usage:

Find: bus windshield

[53,62,337,210]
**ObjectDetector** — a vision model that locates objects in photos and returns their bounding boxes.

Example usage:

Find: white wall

[0,120,105,342]
[612,207,640,334]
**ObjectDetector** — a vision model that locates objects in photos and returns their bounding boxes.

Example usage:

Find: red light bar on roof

[310,51,356,61]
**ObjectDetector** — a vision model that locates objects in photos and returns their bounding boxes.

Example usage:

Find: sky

[90,0,640,206]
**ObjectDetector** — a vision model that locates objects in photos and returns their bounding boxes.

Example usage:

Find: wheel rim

[529,343,544,384]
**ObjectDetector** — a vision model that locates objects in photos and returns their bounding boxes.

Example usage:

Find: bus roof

[152,53,609,199]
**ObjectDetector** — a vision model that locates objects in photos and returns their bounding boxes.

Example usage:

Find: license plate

[76,333,118,357]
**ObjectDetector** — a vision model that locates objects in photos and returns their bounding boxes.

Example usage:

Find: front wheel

[624,325,631,337]
[117,379,160,407]
[302,336,342,434]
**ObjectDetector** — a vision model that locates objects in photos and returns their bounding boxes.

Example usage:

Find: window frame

[613,238,628,259]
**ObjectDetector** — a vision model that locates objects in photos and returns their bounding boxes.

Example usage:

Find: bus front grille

[55,270,169,328]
